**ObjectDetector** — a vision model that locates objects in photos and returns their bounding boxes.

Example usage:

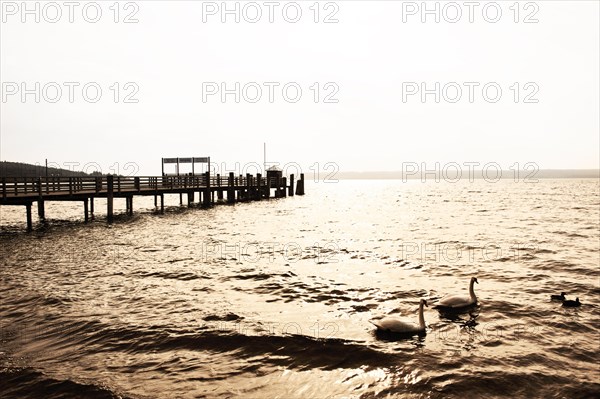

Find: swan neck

[469,280,476,301]
[418,303,425,328]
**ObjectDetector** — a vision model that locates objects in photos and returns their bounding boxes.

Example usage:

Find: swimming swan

[370,299,427,334]
[434,277,478,309]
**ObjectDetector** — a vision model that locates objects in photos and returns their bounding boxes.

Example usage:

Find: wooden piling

[246,173,252,201]
[275,175,281,198]
[203,171,211,207]
[227,172,235,203]
[295,173,305,195]
[187,191,194,207]
[90,197,95,220]
[289,174,294,196]
[84,198,89,222]
[107,175,114,224]
[256,173,262,200]
[37,200,45,221]
[26,203,32,231]
[160,193,164,213]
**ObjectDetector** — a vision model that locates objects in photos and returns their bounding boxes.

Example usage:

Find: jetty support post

[275,175,281,198]
[266,175,271,198]
[282,177,287,197]
[84,198,89,222]
[295,173,305,195]
[217,174,223,200]
[160,193,164,214]
[289,174,294,196]
[203,171,211,207]
[126,196,133,216]
[227,172,235,203]
[107,175,114,224]
[36,178,45,221]
[90,197,95,220]
[246,173,252,201]
[26,202,32,232]
[37,200,45,221]
[256,173,262,200]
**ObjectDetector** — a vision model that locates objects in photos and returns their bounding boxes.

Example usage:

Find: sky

[1,0,599,176]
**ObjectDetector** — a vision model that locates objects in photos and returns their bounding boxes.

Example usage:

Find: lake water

[1,179,599,398]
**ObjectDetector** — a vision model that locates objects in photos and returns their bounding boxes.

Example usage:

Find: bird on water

[434,277,479,310]
[550,292,566,301]
[562,297,581,307]
[370,299,428,334]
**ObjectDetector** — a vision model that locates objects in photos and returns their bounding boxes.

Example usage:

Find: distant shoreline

[335,170,600,180]
[1,161,598,180]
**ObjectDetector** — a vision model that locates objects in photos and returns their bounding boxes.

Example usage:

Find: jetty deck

[1,172,305,231]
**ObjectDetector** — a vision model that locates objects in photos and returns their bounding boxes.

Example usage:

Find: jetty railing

[0,175,290,199]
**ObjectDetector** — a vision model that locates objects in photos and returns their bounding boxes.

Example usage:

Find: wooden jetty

[0,172,305,231]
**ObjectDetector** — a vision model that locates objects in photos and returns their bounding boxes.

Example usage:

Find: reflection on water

[1,179,599,398]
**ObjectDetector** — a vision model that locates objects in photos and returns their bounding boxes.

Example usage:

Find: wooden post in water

[238,174,243,200]
[160,193,164,214]
[37,200,45,220]
[26,203,32,232]
[295,173,305,195]
[227,172,235,203]
[128,197,134,216]
[36,178,45,221]
[289,174,294,196]
[84,198,89,222]
[217,174,223,200]
[265,175,271,199]
[282,177,287,197]
[275,175,281,198]
[107,175,114,224]
[203,171,211,207]
[256,173,262,200]
[246,173,252,201]
[187,191,194,207]
[90,197,95,220]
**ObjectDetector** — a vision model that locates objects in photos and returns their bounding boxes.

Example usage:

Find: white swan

[370,299,427,334]
[434,277,478,309]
